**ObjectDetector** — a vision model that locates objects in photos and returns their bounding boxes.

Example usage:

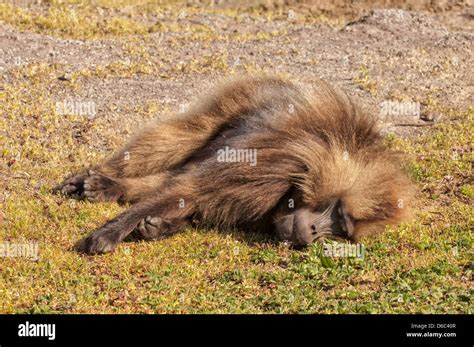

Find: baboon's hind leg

[75,183,196,254]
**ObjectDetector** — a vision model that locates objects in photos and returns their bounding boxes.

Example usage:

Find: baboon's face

[274,200,354,246]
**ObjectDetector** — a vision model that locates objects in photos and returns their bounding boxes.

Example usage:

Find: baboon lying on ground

[57,75,414,254]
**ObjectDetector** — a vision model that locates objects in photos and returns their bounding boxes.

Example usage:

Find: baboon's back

[100,76,303,177]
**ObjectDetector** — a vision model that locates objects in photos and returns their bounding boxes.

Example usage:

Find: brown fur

[57,75,414,254]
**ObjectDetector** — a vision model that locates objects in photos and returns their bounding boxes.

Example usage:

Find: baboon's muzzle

[274,200,354,246]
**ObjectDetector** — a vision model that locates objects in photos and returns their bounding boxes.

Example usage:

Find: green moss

[459,184,473,198]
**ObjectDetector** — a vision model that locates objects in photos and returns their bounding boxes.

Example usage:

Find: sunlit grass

[0,1,472,313]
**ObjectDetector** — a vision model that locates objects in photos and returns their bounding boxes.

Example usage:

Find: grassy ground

[0,0,472,313]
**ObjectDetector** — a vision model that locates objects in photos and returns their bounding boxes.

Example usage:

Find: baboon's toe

[61,183,80,194]
[83,170,124,202]
[130,216,166,240]
[55,172,88,196]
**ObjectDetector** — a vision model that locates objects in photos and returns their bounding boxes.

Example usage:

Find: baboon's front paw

[83,170,124,202]
[75,229,119,255]
[55,172,88,196]
[133,216,166,240]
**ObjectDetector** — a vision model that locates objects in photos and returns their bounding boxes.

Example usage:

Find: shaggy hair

[57,75,414,254]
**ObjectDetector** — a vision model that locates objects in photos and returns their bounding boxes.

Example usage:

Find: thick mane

[280,80,414,238]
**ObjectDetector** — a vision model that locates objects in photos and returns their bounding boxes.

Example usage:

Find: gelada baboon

[56,75,414,254]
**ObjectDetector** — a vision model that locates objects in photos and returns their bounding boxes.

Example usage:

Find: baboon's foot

[76,216,168,254]
[83,170,125,202]
[55,172,89,197]
[75,221,124,255]
[128,216,167,241]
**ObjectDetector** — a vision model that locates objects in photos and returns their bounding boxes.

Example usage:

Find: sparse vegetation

[354,66,378,96]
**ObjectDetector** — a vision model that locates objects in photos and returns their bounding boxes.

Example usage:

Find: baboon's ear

[337,199,354,238]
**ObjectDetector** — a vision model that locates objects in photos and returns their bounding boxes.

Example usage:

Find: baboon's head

[274,199,354,247]
[272,155,414,247]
